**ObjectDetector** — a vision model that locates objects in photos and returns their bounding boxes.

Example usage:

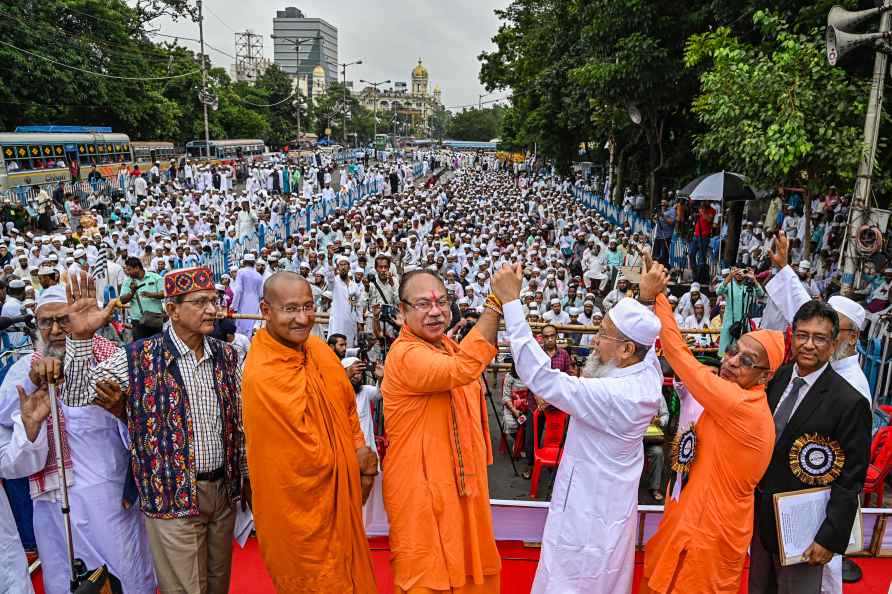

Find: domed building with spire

[357,58,444,136]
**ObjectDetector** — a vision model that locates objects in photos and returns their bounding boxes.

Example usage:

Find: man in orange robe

[637,257,781,594]
[382,269,502,593]
[242,272,378,593]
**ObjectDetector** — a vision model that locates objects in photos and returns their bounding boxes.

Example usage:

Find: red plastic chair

[497,424,526,460]
[864,426,892,507]
[529,408,569,498]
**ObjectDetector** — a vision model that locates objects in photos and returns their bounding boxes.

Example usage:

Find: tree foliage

[685,10,872,192]
[0,0,309,148]
[480,0,889,203]
[445,106,503,142]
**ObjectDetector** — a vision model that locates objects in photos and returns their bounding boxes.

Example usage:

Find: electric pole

[197,0,210,159]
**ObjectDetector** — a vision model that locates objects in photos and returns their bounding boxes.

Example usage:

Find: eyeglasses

[37,315,70,330]
[181,297,224,309]
[401,297,451,312]
[792,331,832,348]
[724,343,769,370]
[267,302,315,315]
[594,329,627,343]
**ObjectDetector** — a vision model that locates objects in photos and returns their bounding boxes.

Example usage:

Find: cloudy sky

[149,0,512,109]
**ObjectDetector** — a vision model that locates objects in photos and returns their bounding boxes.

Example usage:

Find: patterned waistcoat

[126,329,243,519]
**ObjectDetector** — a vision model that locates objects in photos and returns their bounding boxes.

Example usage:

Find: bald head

[263,271,311,302]
[260,271,315,350]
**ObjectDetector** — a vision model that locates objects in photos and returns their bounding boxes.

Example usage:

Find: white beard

[833,342,854,362]
[35,336,66,365]
[582,347,619,379]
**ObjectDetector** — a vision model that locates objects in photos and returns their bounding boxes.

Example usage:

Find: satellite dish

[628,105,642,126]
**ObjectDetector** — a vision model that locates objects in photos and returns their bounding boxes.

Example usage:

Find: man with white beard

[765,230,870,594]
[0,284,155,594]
[491,263,663,594]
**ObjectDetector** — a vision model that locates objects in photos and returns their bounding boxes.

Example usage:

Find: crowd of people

[0,147,880,594]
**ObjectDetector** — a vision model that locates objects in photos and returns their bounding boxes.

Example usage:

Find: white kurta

[325,269,361,346]
[0,414,40,594]
[503,300,662,594]
[764,264,870,594]
[0,354,157,594]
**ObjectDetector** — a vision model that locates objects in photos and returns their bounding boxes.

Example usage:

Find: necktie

[774,377,807,442]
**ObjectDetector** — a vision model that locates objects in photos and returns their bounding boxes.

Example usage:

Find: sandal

[521,470,532,480]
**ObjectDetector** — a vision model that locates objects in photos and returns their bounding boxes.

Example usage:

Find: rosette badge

[788,433,845,486]
[670,424,697,474]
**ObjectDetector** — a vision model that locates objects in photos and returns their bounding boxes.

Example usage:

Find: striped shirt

[63,327,246,476]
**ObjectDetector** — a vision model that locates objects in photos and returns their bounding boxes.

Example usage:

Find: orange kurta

[242,329,376,593]
[641,294,775,594]
[381,326,502,593]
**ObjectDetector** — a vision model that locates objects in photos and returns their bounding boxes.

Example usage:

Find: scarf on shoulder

[29,336,119,499]
[399,325,493,497]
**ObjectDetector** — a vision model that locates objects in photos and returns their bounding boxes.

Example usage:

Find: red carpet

[29,538,891,593]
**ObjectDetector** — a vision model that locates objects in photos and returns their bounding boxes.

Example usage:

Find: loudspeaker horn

[827,3,891,33]
[826,25,892,65]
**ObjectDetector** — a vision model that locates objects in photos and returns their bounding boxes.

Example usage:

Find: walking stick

[47,382,78,592]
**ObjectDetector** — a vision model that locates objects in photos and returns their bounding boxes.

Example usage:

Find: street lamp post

[271,34,311,145]
[359,79,391,142]
[340,60,363,144]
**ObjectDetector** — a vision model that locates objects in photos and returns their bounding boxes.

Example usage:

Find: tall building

[272,7,338,97]
[357,59,443,136]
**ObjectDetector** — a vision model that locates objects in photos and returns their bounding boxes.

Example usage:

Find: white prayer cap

[607,297,661,347]
[549,298,561,305]
[37,266,55,276]
[8,279,26,289]
[341,356,360,369]
[828,295,866,330]
[668,294,679,303]
[243,252,256,261]
[73,248,86,258]
[336,255,350,265]
[798,260,811,271]
[690,282,701,291]
[37,284,67,310]
[457,297,469,305]
[568,307,582,316]
[221,274,231,280]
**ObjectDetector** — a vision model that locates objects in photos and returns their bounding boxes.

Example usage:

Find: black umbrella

[678,171,757,202]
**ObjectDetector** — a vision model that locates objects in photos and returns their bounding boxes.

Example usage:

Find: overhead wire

[204,5,237,33]
[0,39,200,80]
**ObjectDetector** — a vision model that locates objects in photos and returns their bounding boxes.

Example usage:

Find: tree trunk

[723,201,744,266]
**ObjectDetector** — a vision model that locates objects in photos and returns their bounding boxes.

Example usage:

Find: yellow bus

[0,126,132,192]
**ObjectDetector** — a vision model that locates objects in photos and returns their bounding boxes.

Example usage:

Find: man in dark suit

[749,300,871,594]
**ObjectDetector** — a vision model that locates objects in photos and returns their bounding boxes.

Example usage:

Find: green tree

[308,81,375,145]
[254,65,298,149]
[445,106,503,142]
[684,11,869,193]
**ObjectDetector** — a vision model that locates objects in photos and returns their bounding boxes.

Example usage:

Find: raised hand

[768,231,789,270]
[639,249,670,301]
[491,263,523,305]
[18,384,50,442]
[66,271,118,340]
